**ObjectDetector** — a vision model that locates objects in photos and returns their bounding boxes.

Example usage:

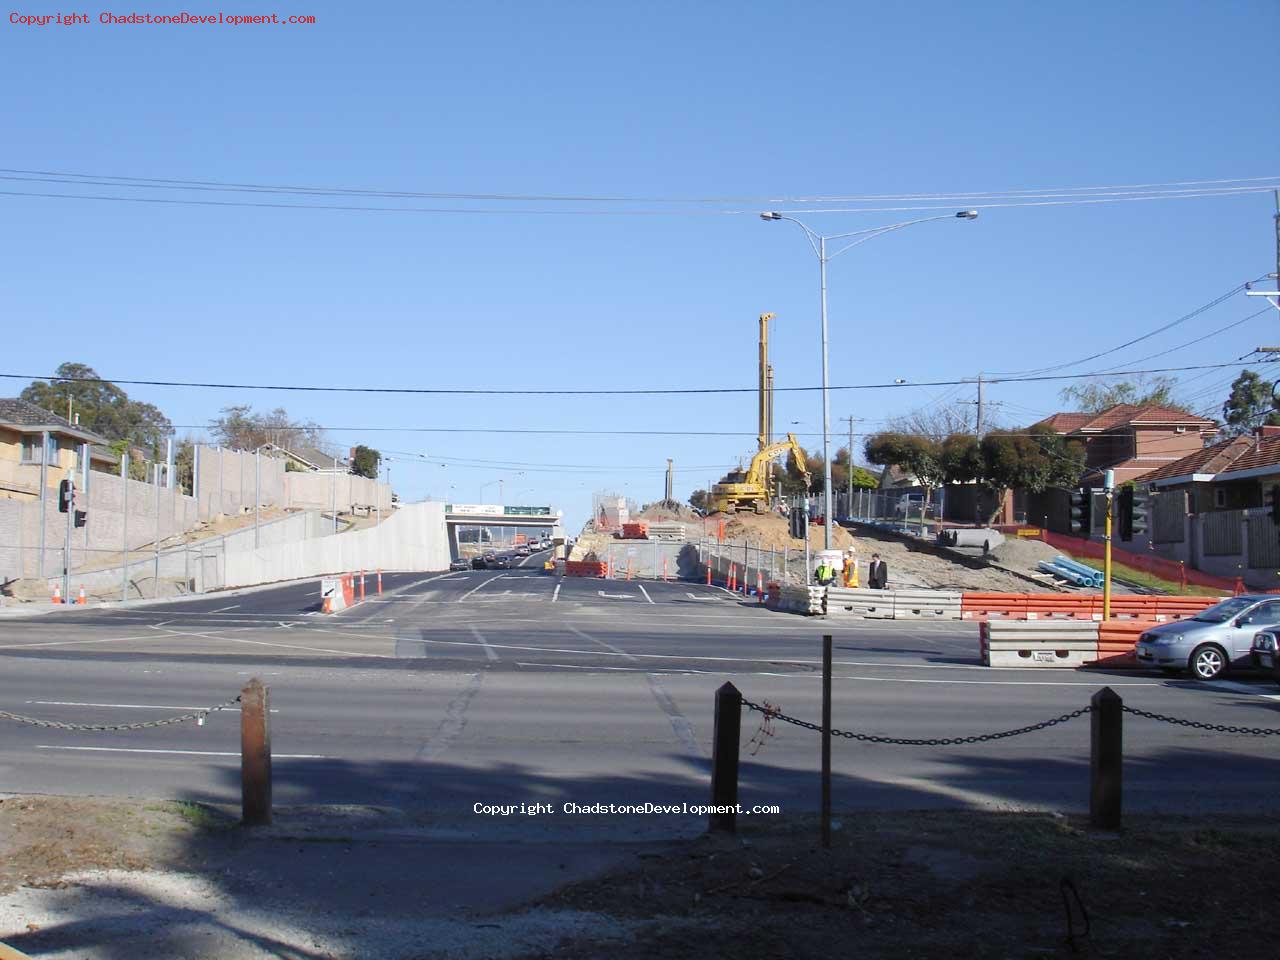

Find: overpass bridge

[445,504,563,554]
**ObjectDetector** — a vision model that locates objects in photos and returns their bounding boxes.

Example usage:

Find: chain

[1121,705,1280,737]
[741,698,1091,746]
[0,695,242,732]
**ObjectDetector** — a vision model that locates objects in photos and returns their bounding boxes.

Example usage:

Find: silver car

[1135,594,1280,680]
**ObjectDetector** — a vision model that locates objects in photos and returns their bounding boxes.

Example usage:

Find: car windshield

[1192,597,1257,623]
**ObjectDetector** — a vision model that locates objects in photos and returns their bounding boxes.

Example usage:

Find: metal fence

[1152,490,1187,544]
[1201,509,1244,556]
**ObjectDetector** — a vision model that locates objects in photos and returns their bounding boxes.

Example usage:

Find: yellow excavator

[709,433,810,514]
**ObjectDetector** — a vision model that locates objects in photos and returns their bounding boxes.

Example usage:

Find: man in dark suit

[868,553,888,590]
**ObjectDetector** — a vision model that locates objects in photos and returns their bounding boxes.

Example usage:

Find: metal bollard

[240,678,272,826]
[1090,687,1123,829]
[710,682,742,834]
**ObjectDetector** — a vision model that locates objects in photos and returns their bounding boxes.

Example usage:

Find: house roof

[282,446,346,471]
[1135,432,1280,485]
[1083,457,1188,485]
[0,398,109,445]
[1035,404,1216,436]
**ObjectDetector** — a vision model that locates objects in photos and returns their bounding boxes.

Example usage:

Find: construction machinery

[709,432,810,513]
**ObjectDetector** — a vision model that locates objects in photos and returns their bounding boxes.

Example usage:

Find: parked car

[471,556,487,570]
[1135,595,1280,680]
[1250,631,1280,687]
[449,558,470,572]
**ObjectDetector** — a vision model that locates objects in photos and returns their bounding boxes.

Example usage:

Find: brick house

[0,398,113,501]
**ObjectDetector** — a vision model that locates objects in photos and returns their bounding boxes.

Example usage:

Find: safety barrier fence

[708,637,1280,840]
[960,592,1217,622]
[1040,530,1243,594]
[0,679,274,825]
[319,569,380,612]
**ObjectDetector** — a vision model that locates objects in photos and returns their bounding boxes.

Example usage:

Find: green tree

[1221,369,1279,437]
[688,488,709,512]
[21,362,172,457]
[1058,375,1182,413]
[350,445,380,479]
[977,427,1084,523]
[863,432,947,512]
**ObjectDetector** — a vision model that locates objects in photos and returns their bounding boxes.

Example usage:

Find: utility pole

[843,415,858,522]
[976,372,985,437]
[664,459,674,504]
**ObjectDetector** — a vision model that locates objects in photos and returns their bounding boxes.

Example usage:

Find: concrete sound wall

[284,472,393,512]
[222,500,448,589]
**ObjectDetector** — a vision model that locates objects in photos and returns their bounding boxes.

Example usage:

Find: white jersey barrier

[824,587,962,621]
[981,620,1100,668]
[776,584,826,615]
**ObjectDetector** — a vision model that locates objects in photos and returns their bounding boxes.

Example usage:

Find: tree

[940,433,983,484]
[350,445,380,479]
[977,427,1084,523]
[209,405,326,452]
[888,404,978,442]
[21,362,172,457]
[1058,375,1182,413]
[1221,369,1280,437]
[863,432,948,513]
[688,488,709,512]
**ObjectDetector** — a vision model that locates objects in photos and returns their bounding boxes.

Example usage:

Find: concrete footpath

[0,800,678,960]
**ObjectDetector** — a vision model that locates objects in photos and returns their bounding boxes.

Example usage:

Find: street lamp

[760,209,978,549]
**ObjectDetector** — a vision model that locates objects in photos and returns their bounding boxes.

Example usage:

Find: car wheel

[1189,644,1228,681]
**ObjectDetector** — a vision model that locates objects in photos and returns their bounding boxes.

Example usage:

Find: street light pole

[761,209,979,552]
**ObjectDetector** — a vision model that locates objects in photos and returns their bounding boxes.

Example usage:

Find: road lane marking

[1200,679,1280,700]
[567,625,637,661]
[597,590,636,600]
[37,746,327,759]
[459,574,507,602]
[146,624,394,659]
[467,624,500,662]
[210,604,240,613]
[552,583,562,603]
[0,633,160,651]
[646,674,701,758]
[27,700,278,713]
[417,671,483,761]
[637,583,654,604]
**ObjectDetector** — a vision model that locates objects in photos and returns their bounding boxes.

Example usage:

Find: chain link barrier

[741,697,1280,745]
[0,695,242,732]
[742,698,1090,746]
[1120,705,1280,737]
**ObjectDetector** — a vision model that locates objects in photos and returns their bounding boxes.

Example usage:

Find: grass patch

[1072,556,1226,596]
[170,801,234,831]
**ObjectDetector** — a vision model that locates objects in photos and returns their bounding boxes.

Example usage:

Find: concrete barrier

[777,584,825,615]
[825,587,894,619]
[982,620,1099,668]
[891,589,963,620]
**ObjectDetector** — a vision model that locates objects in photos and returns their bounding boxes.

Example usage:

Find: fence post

[241,678,272,826]
[710,681,742,834]
[1089,687,1122,830]
[821,634,832,849]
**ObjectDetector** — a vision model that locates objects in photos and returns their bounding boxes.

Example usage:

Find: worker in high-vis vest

[843,551,859,588]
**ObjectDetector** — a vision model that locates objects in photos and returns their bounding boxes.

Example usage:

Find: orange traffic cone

[76,585,86,605]
[757,572,764,604]
[377,569,383,595]
[51,583,62,604]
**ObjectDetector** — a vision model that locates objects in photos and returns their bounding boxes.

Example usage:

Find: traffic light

[1131,488,1150,537]
[74,510,87,529]
[1269,485,1280,526]
[1069,488,1090,536]
[57,478,73,513]
[1117,486,1134,541]
[789,501,808,539]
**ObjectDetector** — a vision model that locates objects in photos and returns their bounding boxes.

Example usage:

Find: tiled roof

[1077,403,1215,432]
[1083,457,1187,483]
[284,446,345,471]
[1135,434,1280,484]
[1035,412,1093,433]
[0,398,108,443]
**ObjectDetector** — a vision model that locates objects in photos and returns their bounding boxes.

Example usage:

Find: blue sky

[4,1,1279,528]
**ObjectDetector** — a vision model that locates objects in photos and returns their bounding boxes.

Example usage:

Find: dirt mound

[716,512,854,553]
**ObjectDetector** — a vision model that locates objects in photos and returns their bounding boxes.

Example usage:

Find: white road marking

[37,746,327,759]
[209,604,240,613]
[148,624,393,659]
[637,583,655,604]
[467,624,500,662]
[552,583,562,603]
[0,633,160,651]
[1201,679,1280,700]
[597,590,636,600]
[27,700,278,713]
[567,625,637,661]
[459,574,506,601]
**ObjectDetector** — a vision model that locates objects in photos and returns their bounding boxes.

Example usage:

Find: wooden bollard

[709,682,742,834]
[1090,687,1123,830]
[821,634,833,849]
[240,678,272,826]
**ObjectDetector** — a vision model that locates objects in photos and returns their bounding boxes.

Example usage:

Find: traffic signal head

[1118,486,1134,542]
[1270,485,1280,526]
[58,478,73,513]
[1131,488,1150,537]
[1069,488,1090,535]
[74,510,87,529]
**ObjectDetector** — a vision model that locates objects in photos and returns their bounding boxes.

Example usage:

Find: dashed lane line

[458,574,507,602]
[209,604,240,613]
[566,625,637,661]
[552,583,562,603]
[467,624,500,662]
[637,583,655,604]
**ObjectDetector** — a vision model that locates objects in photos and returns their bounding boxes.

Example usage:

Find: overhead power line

[0,361,1256,398]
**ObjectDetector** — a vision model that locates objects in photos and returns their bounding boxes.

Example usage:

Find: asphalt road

[2,552,1278,826]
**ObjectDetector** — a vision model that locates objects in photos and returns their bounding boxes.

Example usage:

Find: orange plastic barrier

[565,560,607,577]
[621,523,648,539]
[961,592,1217,623]
[1091,620,1159,668]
